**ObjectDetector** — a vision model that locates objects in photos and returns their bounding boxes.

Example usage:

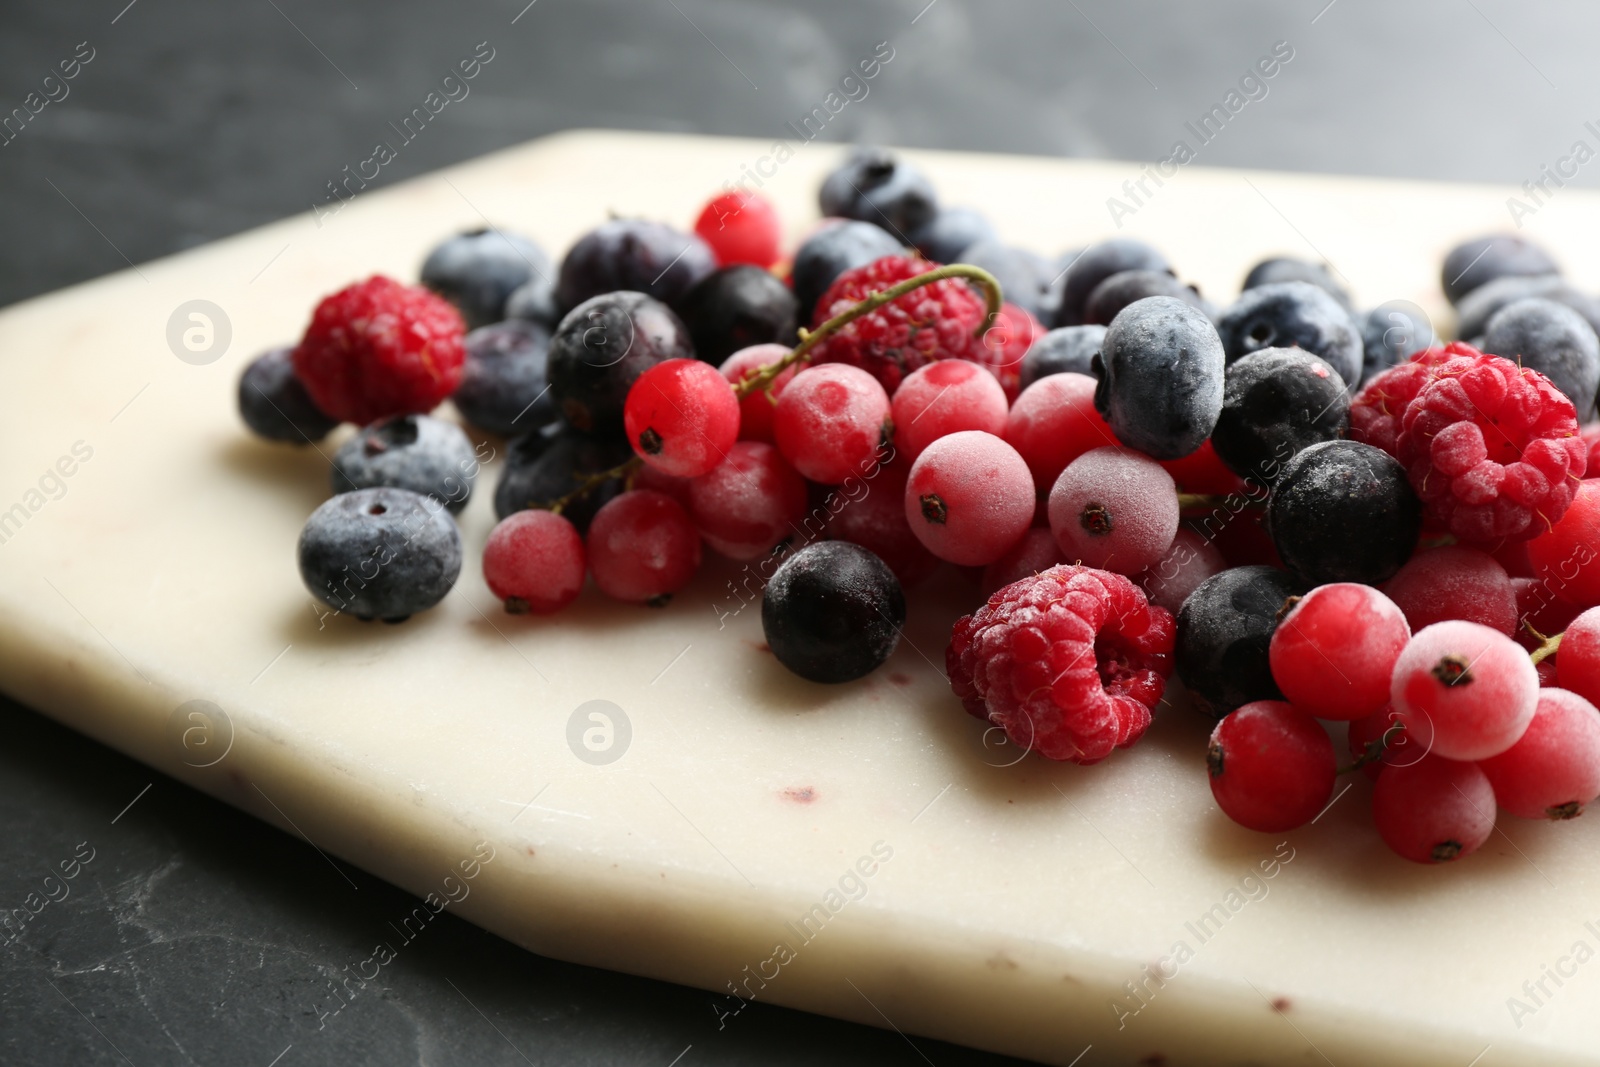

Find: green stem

[544,457,641,516]
[734,263,1005,398]
[1528,624,1563,667]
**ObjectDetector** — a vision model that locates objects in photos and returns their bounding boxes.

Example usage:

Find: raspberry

[1479,688,1600,819]
[693,190,782,269]
[905,431,1034,566]
[1269,583,1410,721]
[1206,701,1336,832]
[971,302,1042,401]
[1390,619,1538,760]
[624,358,740,478]
[1351,343,1586,543]
[1047,447,1179,576]
[807,255,989,394]
[947,564,1176,764]
[1372,754,1497,864]
[293,275,466,425]
[587,490,702,605]
[482,509,585,615]
[890,359,1008,463]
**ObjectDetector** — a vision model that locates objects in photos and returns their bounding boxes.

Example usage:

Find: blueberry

[907,206,996,264]
[1267,440,1421,587]
[761,541,905,684]
[818,146,938,238]
[1019,325,1106,389]
[791,220,904,324]
[504,272,561,329]
[672,265,797,365]
[1085,270,1205,326]
[421,228,551,330]
[555,219,716,312]
[547,291,695,435]
[330,415,479,514]
[1210,348,1349,485]
[1241,257,1352,311]
[953,239,1054,319]
[1359,301,1437,384]
[1175,565,1301,717]
[1054,238,1171,327]
[1441,233,1560,306]
[453,320,556,437]
[1216,281,1362,389]
[1454,274,1600,341]
[493,422,632,533]
[298,487,462,623]
[1094,296,1224,460]
[1483,296,1600,416]
[238,345,338,443]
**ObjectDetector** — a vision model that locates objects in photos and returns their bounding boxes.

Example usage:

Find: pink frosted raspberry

[947,564,1175,764]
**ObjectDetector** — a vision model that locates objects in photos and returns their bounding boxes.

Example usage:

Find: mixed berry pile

[238,147,1600,866]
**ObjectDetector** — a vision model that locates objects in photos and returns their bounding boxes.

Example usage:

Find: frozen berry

[824,460,938,588]
[1047,447,1178,576]
[1527,480,1600,606]
[482,509,585,615]
[1479,687,1600,819]
[298,487,461,623]
[956,240,1055,320]
[1242,257,1352,310]
[774,363,891,484]
[453,319,556,437]
[1381,546,1517,636]
[720,344,794,444]
[762,541,905,684]
[1217,281,1362,390]
[555,219,715,310]
[331,414,479,514]
[694,190,782,269]
[1210,348,1349,485]
[547,291,694,435]
[238,345,338,443]
[948,564,1175,764]
[1441,233,1559,306]
[905,431,1033,566]
[504,272,561,329]
[1085,270,1205,326]
[1556,606,1600,706]
[1176,565,1301,717]
[972,302,1041,401]
[688,441,808,560]
[1391,619,1538,760]
[493,423,631,533]
[907,205,996,265]
[1359,301,1437,385]
[1483,296,1600,416]
[1206,701,1336,833]
[587,490,702,605]
[1137,527,1227,615]
[1095,296,1225,460]
[1373,755,1496,863]
[981,527,1067,598]
[1004,372,1115,495]
[1054,238,1171,328]
[1160,439,1247,496]
[1267,440,1421,586]
[1347,706,1415,781]
[292,275,466,425]
[1019,325,1105,389]
[421,227,551,329]
[807,255,989,395]
[790,220,904,324]
[624,358,740,478]
[673,265,797,365]
[891,359,1008,462]
[1269,583,1410,721]
[1456,274,1600,344]
[818,146,937,237]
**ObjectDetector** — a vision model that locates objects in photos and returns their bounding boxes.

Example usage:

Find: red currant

[1479,687,1600,819]
[1136,527,1226,615]
[1270,583,1411,721]
[694,190,782,268]
[624,358,740,478]
[587,490,702,604]
[1047,446,1178,576]
[1381,545,1516,636]
[720,343,794,444]
[981,527,1066,598]
[1346,705,1414,781]
[773,363,891,484]
[1206,700,1336,833]
[1528,479,1600,607]
[824,459,939,588]
[482,509,585,615]
[1372,754,1496,863]
[1390,620,1538,760]
[1003,372,1116,495]
[890,359,1008,462]
[688,441,808,560]
[1556,605,1600,707]
[905,431,1033,566]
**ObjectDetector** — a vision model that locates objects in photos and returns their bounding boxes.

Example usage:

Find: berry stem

[542,457,642,515]
[1175,493,1266,512]
[1338,723,1403,775]
[1526,623,1563,667]
[734,263,1005,398]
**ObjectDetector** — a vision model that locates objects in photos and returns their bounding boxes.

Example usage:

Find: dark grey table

[3,1,1595,1063]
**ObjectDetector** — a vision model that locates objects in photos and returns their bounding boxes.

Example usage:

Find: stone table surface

[5,1,1600,1063]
